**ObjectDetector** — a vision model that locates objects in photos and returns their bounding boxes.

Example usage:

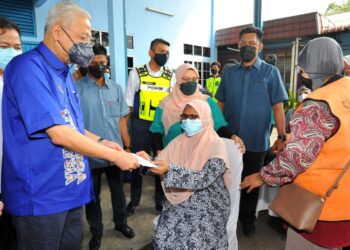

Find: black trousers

[85,165,127,238]
[239,150,267,226]
[13,207,82,250]
[0,211,16,250]
[130,118,164,206]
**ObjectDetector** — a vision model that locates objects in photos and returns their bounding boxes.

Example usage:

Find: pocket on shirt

[104,100,121,117]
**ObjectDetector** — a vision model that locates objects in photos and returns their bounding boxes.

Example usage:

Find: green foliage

[325,0,350,15]
[284,89,298,113]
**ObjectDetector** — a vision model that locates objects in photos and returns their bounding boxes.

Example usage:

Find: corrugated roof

[216,11,350,47]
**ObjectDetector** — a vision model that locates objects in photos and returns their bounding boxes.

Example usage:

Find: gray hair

[44,1,91,35]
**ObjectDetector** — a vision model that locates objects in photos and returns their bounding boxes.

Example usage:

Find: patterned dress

[153,158,230,250]
[260,99,350,248]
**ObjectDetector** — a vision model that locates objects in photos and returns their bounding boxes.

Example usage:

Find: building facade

[216,12,350,93]
[0,0,217,87]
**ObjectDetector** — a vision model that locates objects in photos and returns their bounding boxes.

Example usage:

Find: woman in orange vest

[241,37,350,249]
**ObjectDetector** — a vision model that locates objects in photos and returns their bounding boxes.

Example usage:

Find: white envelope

[131,153,157,168]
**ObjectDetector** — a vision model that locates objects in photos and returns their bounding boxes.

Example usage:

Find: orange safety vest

[293,77,350,221]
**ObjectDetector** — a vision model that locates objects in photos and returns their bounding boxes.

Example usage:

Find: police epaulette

[162,68,173,80]
[136,65,149,77]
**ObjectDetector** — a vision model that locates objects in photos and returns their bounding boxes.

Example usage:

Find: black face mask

[240,45,257,62]
[79,66,88,76]
[180,81,197,96]
[211,69,218,75]
[297,72,313,90]
[88,64,107,79]
[154,53,168,67]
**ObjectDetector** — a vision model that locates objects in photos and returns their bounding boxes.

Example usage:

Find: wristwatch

[277,134,286,142]
[123,145,132,150]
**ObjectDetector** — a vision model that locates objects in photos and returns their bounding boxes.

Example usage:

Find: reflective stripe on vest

[293,77,350,221]
[136,65,172,121]
[206,76,221,102]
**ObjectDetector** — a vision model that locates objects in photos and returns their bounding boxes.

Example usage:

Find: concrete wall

[22,0,216,87]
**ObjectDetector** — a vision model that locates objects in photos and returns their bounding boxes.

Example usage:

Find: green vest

[206,76,221,102]
[136,64,173,121]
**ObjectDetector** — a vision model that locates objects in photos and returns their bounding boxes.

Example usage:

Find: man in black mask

[205,61,222,102]
[76,44,135,249]
[215,26,288,237]
[124,38,176,216]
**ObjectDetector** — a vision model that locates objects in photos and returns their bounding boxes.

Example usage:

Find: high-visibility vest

[293,77,350,221]
[134,64,173,121]
[206,76,221,102]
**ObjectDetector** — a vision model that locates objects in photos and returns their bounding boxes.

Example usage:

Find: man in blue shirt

[2,2,139,249]
[77,44,135,250]
[216,27,288,237]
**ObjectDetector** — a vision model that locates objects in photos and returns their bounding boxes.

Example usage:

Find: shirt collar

[85,74,110,89]
[146,62,163,74]
[239,57,262,70]
[37,42,69,74]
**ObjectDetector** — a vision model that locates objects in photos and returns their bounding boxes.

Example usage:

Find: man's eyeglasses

[180,114,199,120]
[60,25,92,45]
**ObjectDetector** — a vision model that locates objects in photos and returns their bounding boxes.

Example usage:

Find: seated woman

[150,63,244,151]
[141,99,232,249]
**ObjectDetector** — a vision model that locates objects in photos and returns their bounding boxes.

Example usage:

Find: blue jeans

[13,206,82,250]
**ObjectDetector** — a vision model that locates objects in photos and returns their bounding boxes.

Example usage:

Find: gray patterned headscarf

[298,37,344,90]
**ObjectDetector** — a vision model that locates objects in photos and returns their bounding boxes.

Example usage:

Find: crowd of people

[0,1,350,250]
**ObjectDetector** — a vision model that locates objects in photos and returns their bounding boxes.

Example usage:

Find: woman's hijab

[158,99,231,205]
[298,37,344,90]
[160,63,207,135]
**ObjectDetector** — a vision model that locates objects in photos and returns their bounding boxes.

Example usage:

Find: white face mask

[298,93,308,103]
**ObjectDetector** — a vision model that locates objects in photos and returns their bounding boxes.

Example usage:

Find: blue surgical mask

[181,119,203,136]
[0,48,22,70]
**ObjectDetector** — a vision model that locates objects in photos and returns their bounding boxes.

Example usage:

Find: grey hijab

[298,37,344,90]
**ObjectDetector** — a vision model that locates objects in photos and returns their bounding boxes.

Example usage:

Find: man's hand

[231,135,245,154]
[271,139,285,154]
[240,173,264,193]
[112,151,139,171]
[150,160,169,176]
[101,140,123,151]
[0,201,4,216]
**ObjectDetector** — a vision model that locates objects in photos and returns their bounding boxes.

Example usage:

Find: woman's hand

[150,160,169,176]
[136,151,151,161]
[240,173,264,193]
[231,135,246,154]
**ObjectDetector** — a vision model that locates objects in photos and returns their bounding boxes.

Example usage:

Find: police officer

[124,38,175,216]
[205,61,221,102]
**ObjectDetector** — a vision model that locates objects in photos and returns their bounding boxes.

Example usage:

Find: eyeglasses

[181,77,199,82]
[60,25,92,45]
[180,114,199,120]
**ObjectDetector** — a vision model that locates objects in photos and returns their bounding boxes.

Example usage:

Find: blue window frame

[0,0,36,37]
